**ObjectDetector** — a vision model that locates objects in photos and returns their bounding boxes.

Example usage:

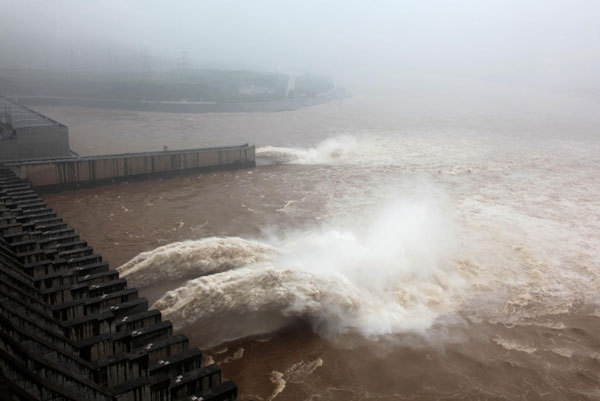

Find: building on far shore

[0,96,71,161]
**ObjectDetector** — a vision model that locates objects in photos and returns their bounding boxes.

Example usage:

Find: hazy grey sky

[1,0,599,90]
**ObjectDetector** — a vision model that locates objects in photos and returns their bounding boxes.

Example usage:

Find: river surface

[36,87,600,400]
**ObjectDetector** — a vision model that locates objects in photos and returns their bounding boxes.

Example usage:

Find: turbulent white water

[121,131,600,344]
[256,135,366,165]
[139,188,462,337]
[117,237,275,288]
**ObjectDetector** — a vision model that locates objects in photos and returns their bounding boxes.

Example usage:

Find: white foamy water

[266,358,324,401]
[256,135,369,165]
[119,130,600,345]
[492,337,537,354]
[147,187,462,338]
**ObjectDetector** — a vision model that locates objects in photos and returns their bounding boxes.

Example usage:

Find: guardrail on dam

[0,166,238,400]
[4,144,255,189]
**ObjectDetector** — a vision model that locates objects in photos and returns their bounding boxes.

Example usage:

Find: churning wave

[256,136,362,165]
[119,196,462,339]
[117,237,275,288]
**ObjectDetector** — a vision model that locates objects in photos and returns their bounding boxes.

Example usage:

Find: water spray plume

[120,182,461,342]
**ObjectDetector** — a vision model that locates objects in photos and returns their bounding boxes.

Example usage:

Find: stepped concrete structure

[0,166,238,400]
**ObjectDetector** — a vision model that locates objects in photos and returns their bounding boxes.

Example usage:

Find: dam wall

[4,144,255,189]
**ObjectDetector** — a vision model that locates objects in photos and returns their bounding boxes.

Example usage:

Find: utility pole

[177,50,190,70]
[142,48,153,74]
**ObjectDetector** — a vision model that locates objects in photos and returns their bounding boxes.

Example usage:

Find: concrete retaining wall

[17,125,71,160]
[0,125,71,161]
[6,144,255,189]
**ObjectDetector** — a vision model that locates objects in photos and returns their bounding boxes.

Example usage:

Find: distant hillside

[0,69,335,103]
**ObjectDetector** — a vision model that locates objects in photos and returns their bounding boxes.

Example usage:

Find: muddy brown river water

[36,89,600,400]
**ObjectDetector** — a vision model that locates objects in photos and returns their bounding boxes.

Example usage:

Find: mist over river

[37,87,600,400]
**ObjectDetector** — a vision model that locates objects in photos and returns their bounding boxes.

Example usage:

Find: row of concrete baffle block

[0,165,237,401]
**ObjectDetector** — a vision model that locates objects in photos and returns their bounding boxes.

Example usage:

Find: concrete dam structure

[0,100,253,400]
[0,166,238,400]
[4,145,255,190]
[0,98,255,190]
[0,97,71,161]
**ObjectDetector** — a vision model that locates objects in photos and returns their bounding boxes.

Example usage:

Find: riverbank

[16,87,349,113]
